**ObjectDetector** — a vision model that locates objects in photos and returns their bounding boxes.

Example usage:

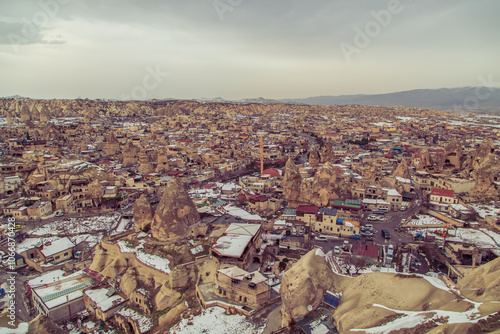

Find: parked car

[342,240,350,252]
[315,235,327,242]
[360,230,374,237]
[381,229,391,239]
[400,206,407,211]
[334,246,341,255]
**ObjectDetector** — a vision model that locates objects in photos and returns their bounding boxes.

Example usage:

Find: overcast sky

[0,0,499,100]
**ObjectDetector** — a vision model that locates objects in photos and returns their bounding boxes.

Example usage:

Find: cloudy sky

[0,0,499,100]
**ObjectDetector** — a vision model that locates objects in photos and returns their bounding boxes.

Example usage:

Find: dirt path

[261,303,283,334]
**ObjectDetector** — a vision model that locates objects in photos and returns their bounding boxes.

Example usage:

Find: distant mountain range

[282,87,500,112]
[4,87,500,113]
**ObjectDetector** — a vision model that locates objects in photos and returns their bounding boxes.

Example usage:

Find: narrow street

[0,272,33,323]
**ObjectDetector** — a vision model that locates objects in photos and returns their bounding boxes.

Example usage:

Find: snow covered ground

[117,240,171,274]
[111,218,131,235]
[0,323,29,334]
[16,236,59,253]
[405,215,446,226]
[446,228,500,248]
[169,306,265,334]
[29,215,120,236]
[469,202,500,219]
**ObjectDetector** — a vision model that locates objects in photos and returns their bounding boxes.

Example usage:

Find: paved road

[0,272,33,323]
[360,190,424,246]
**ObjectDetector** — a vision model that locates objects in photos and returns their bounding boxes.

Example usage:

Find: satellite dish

[215,284,219,289]
[307,305,313,312]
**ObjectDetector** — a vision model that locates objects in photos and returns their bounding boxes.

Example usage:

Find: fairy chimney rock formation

[321,141,335,163]
[138,152,154,174]
[133,194,155,232]
[309,149,320,168]
[20,102,31,123]
[393,159,410,179]
[104,134,120,157]
[156,153,170,172]
[39,104,51,122]
[282,158,302,205]
[438,138,463,170]
[281,248,334,327]
[152,177,200,240]
[122,141,139,167]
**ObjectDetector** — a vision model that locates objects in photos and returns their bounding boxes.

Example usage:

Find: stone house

[83,287,128,321]
[213,266,270,309]
[429,188,458,212]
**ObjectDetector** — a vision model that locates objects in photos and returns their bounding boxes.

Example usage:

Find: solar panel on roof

[323,292,340,308]
[41,280,94,302]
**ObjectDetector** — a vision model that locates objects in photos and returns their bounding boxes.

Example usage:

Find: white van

[315,235,327,242]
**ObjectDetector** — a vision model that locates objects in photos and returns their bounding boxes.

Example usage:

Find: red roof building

[296,205,319,215]
[352,244,380,258]
[430,188,454,198]
[261,168,281,178]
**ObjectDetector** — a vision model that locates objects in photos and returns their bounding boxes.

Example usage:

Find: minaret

[260,135,264,175]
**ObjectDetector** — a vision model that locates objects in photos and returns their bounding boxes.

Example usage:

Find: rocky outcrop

[393,159,410,179]
[133,194,154,232]
[20,102,31,122]
[308,150,320,168]
[416,148,434,171]
[437,138,463,170]
[299,162,345,206]
[122,141,138,167]
[39,104,51,122]
[458,257,500,302]
[460,138,500,197]
[104,134,120,157]
[282,158,302,205]
[283,161,348,207]
[321,141,335,163]
[90,240,181,313]
[138,152,154,174]
[156,153,170,172]
[152,177,200,239]
[281,249,334,327]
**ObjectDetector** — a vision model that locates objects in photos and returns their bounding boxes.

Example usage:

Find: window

[64,252,69,256]
[55,256,60,260]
